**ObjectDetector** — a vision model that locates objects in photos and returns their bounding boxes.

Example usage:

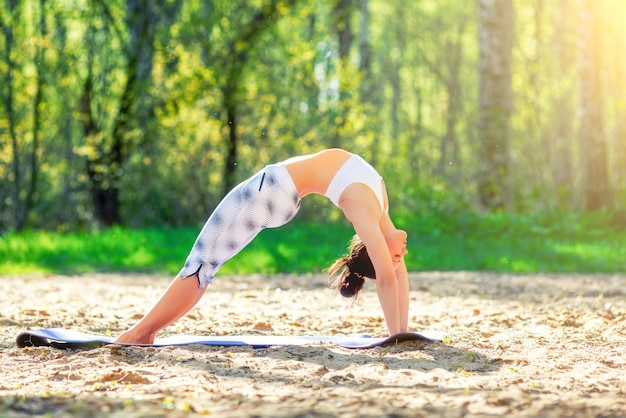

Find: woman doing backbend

[115,148,409,344]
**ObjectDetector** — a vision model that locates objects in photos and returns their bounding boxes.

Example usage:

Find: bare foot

[114,329,156,345]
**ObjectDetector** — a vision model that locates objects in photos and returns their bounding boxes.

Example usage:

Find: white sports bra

[324,154,386,212]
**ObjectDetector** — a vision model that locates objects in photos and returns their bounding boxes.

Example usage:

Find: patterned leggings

[178,163,301,288]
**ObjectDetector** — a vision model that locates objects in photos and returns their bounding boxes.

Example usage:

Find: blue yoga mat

[16,328,443,350]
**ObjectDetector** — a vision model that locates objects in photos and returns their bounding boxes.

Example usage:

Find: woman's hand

[114,328,155,345]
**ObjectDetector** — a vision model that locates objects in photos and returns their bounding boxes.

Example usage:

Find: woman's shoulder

[339,186,383,221]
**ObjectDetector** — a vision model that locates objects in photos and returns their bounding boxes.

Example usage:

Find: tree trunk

[477,0,514,211]
[579,0,610,211]
[551,0,576,209]
[358,0,374,121]
[358,0,370,79]
[437,19,466,181]
[218,0,298,195]
[80,69,123,226]
[335,0,353,59]
[358,0,383,166]
[389,60,401,143]
[331,0,353,148]
[25,0,46,228]
[82,0,155,226]
[440,64,461,180]
[1,0,43,231]
[2,0,23,230]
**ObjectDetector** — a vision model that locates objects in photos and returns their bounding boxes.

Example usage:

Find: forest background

[1,0,625,275]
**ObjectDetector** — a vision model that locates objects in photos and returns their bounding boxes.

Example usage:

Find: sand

[1,272,625,417]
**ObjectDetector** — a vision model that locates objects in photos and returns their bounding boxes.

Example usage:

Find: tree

[476,0,514,211]
[579,0,610,211]
[550,0,577,210]
[412,1,473,181]
[3,0,626,233]
[221,0,299,195]
[78,0,165,226]
[0,0,45,231]
[330,0,354,148]
[192,0,299,196]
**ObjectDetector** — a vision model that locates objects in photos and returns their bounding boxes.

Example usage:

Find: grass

[403,211,626,273]
[1,212,625,276]
[0,223,355,276]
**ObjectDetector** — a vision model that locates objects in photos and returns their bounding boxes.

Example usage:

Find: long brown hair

[327,235,375,298]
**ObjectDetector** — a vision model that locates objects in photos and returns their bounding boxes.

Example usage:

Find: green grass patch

[1,213,624,276]
[403,211,626,273]
[0,223,355,276]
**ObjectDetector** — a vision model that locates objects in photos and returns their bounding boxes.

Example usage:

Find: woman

[115,148,409,344]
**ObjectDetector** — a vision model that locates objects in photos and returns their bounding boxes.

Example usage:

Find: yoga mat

[16,328,443,350]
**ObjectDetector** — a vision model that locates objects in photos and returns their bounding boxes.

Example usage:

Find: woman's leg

[115,275,206,344]
[115,165,301,344]
[115,176,261,344]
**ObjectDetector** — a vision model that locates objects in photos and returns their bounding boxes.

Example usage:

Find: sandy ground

[0,272,625,417]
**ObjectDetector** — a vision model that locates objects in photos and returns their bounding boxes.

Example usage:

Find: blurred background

[1,0,625,233]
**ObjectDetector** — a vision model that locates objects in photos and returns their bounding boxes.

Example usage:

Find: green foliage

[1,0,625,231]
[1,214,624,276]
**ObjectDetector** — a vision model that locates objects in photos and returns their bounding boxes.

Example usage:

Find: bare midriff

[283,148,352,198]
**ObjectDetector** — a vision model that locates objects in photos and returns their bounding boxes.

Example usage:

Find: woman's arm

[395,259,410,331]
[341,200,404,334]
[375,268,403,335]
[360,227,403,334]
